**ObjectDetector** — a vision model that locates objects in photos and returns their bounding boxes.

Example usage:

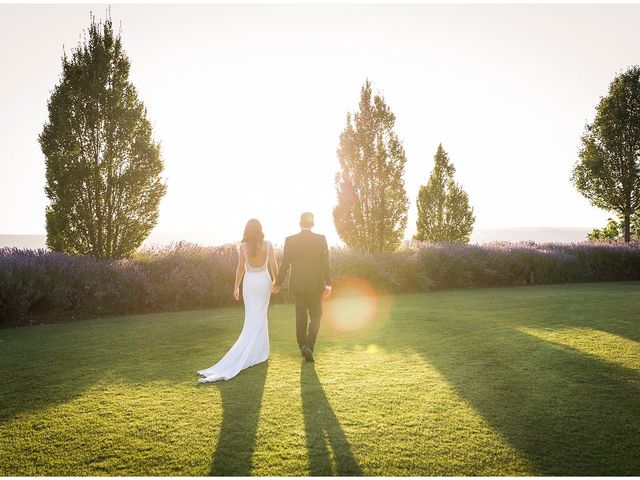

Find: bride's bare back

[245,241,268,268]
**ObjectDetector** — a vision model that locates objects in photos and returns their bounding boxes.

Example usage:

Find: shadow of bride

[300,363,362,476]
[208,362,268,476]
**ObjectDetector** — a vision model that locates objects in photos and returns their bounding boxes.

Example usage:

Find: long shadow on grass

[0,330,105,424]
[300,363,362,476]
[0,312,231,424]
[375,303,640,475]
[209,361,268,476]
[518,283,640,344]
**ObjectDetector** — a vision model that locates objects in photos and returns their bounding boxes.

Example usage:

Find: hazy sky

[1,3,639,245]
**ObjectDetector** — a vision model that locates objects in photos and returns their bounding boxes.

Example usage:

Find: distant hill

[0,235,47,250]
[1,228,593,250]
[470,227,591,244]
[0,233,228,250]
[140,232,230,248]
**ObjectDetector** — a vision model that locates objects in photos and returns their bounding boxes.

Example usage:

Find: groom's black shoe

[301,345,314,362]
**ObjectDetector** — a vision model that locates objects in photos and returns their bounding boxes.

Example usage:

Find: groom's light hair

[300,212,314,228]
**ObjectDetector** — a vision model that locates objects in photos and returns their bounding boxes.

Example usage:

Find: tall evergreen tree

[333,80,409,253]
[572,66,640,243]
[414,144,475,243]
[39,13,166,259]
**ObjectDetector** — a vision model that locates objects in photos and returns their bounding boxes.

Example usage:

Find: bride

[197,218,278,382]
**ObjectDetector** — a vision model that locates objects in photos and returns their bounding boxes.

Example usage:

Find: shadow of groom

[300,363,362,476]
[209,362,268,476]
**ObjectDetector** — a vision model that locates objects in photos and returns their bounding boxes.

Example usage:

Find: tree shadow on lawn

[521,282,640,344]
[374,308,640,475]
[0,330,108,424]
[208,361,268,476]
[300,362,362,476]
[0,312,233,424]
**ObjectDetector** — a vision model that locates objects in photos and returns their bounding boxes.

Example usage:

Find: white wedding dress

[197,241,272,382]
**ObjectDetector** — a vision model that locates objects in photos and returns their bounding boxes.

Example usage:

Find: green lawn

[1,282,639,476]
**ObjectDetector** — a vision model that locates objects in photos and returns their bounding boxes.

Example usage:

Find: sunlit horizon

[3,3,639,246]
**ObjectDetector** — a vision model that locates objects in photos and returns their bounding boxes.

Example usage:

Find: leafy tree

[572,66,640,243]
[333,80,409,253]
[587,215,639,241]
[587,218,622,241]
[39,13,166,259]
[414,144,475,243]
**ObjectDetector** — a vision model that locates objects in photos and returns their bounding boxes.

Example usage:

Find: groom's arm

[321,235,331,287]
[275,238,291,286]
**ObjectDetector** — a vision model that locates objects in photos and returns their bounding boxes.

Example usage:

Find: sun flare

[324,276,392,333]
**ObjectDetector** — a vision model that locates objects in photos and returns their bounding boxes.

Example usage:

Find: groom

[272,212,332,362]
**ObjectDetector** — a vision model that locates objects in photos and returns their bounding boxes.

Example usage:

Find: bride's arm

[234,248,246,301]
[268,243,278,282]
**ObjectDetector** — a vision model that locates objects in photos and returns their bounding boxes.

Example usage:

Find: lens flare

[324,276,380,333]
[365,343,381,354]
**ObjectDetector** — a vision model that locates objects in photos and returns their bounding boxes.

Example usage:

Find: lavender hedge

[1,240,639,326]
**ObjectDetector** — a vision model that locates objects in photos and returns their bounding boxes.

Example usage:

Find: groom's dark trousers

[294,291,322,351]
[275,229,332,352]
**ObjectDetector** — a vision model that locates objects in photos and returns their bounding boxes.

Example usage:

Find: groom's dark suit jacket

[275,230,331,293]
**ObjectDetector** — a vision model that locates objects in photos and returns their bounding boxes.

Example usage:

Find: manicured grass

[1,282,639,475]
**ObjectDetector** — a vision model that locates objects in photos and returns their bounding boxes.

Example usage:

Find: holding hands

[269,283,331,298]
[322,285,332,301]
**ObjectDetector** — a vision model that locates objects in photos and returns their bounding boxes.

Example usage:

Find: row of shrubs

[1,240,640,326]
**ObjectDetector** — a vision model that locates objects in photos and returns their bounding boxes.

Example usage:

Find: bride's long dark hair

[242,218,264,257]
